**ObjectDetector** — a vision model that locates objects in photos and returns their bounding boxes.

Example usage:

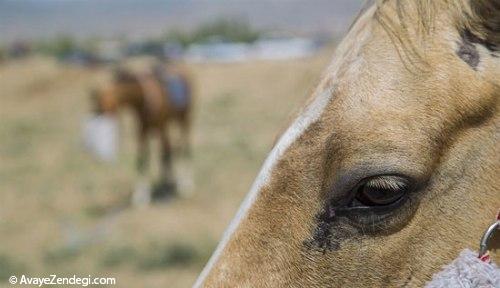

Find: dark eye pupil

[356,185,405,206]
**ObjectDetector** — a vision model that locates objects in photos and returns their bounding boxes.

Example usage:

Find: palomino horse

[195,0,499,286]
[90,64,193,204]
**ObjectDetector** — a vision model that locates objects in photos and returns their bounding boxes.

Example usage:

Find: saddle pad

[165,74,189,110]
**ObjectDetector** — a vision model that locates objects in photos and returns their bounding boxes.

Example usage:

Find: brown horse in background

[91,63,193,206]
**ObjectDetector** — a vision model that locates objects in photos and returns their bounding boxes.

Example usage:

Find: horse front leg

[136,125,150,174]
[132,124,151,207]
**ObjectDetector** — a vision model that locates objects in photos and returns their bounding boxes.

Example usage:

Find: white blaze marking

[194,5,376,287]
[193,88,332,287]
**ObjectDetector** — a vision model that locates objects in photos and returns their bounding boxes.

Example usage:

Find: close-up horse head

[195,0,499,287]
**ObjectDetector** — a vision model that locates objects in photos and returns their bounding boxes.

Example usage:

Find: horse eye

[355,176,409,206]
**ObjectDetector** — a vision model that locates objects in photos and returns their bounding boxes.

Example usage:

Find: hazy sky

[0,0,365,43]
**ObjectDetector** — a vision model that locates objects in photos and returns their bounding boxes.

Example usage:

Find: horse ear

[469,0,500,49]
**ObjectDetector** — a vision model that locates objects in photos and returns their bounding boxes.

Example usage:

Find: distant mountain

[0,0,365,43]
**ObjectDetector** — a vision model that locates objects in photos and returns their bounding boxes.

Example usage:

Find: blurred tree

[0,46,5,61]
[165,18,261,47]
[81,37,100,54]
[35,34,77,58]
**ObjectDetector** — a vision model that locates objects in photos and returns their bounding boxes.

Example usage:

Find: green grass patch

[43,246,80,265]
[100,246,137,268]
[138,242,197,270]
[0,254,25,281]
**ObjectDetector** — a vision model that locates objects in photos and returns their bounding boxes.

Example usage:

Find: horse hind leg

[176,112,194,197]
[160,125,175,184]
[176,157,194,198]
[145,124,178,201]
[178,109,192,157]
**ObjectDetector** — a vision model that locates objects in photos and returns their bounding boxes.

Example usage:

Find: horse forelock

[374,0,500,71]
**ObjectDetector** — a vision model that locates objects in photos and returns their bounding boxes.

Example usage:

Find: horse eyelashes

[364,175,408,191]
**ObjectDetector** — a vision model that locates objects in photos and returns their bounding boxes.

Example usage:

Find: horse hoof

[132,181,151,208]
[151,180,177,202]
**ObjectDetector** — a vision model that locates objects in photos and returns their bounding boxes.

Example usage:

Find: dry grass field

[0,50,331,287]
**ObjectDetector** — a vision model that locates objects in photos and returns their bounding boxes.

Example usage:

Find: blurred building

[184,37,321,63]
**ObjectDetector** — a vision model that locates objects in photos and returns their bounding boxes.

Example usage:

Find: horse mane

[372,0,499,71]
